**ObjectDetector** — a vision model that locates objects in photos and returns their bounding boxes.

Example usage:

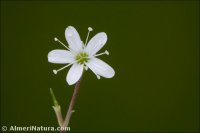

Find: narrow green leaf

[50,88,59,107]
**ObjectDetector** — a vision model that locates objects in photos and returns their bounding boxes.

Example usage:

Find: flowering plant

[48,26,115,132]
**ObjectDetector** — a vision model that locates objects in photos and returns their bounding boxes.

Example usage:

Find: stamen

[53,63,73,74]
[91,70,101,79]
[105,50,109,55]
[85,27,93,45]
[54,37,70,51]
[96,75,101,79]
[88,27,93,31]
[53,70,57,74]
[94,50,109,57]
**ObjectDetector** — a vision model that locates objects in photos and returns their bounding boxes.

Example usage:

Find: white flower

[48,26,115,85]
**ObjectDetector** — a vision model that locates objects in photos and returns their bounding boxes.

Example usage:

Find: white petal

[48,50,75,64]
[67,63,84,85]
[65,26,83,53]
[85,32,107,55]
[85,58,115,78]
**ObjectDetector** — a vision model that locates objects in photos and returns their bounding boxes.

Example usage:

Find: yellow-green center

[76,52,89,64]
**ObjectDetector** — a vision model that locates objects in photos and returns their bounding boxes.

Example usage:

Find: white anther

[96,75,101,79]
[105,50,109,55]
[54,37,58,41]
[53,70,57,74]
[93,50,109,57]
[85,27,93,45]
[54,37,70,51]
[88,27,93,31]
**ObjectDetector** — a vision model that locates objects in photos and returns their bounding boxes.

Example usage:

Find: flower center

[76,52,89,64]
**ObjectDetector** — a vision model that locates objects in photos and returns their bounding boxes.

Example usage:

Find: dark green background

[1,1,199,132]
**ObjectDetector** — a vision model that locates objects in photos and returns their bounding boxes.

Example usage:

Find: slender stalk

[62,77,82,128]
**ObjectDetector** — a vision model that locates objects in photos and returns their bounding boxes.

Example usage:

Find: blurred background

[1,1,199,132]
